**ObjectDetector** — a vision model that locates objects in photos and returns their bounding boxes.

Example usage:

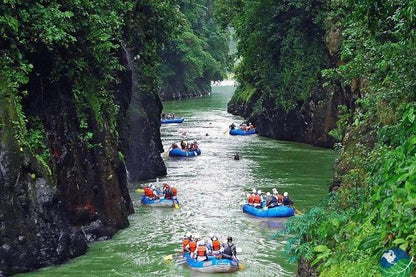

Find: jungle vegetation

[216,0,416,275]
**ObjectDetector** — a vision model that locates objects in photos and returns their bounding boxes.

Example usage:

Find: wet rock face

[117,45,167,182]
[0,99,87,275]
[0,45,142,274]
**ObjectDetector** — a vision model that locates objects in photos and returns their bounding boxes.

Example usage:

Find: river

[21,85,336,277]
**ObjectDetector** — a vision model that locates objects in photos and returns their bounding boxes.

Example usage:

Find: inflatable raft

[183,253,239,273]
[169,148,201,157]
[242,204,295,217]
[229,128,256,136]
[141,195,177,207]
[161,118,184,124]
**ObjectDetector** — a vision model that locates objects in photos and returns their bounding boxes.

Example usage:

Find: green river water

[21,85,336,277]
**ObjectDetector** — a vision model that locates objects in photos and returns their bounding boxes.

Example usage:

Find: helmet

[252,188,256,193]
[227,236,233,242]
[194,234,201,240]
[257,190,262,195]
[209,232,214,239]
[284,192,288,197]
[199,239,205,245]
[185,232,192,238]
[266,192,271,196]
[272,188,277,193]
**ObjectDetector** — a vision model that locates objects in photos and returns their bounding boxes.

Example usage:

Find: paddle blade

[163,254,173,261]
[174,202,180,209]
[238,263,245,270]
[136,188,144,193]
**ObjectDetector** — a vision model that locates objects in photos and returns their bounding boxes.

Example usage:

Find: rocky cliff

[228,28,358,148]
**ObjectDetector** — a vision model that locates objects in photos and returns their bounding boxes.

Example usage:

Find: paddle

[136,188,144,193]
[163,252,183,261]
[293,205,303,215]
[173,198,180,209]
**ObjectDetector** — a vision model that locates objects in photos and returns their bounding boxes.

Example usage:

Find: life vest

[248,194,255,204]
[212,239,221,251]
[254,194,261,204]
[277,194,283,203]
[188,241,197,252]
[223,243,234,256]
[172,187,177,196]
[197,245,207,257]
[144,187,154,198]
[182,238,190,250]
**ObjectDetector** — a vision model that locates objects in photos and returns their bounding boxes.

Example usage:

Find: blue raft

[169,148,201,157]
[182,253,239,273]
[161,118,184,124]
[229,128,256,136]
[242,204,295,218]
[141,195,177,207]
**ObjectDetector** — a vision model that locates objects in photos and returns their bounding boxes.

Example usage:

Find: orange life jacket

[172,187,177,196]
[182,238,190,250]
[277,194,283,203]
[254,194,261,203]
[248,194,255,204]
[144,187,154,198]
[197,245,207,256]
[212,240,221,251]
[188,241,197,252]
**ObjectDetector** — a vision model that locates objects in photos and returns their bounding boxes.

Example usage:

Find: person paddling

[222,236,238,262]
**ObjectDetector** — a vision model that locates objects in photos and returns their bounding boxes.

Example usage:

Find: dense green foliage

[216,0,328,112]
[275,1,416,275]
[159,0,231,97]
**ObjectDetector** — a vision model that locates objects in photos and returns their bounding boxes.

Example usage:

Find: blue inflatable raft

[141,195,178,207]
[229,128,256,136]
[182,253,239,273]
[169,148,201,157]
[161,118,184,124]
[242,204,295,217]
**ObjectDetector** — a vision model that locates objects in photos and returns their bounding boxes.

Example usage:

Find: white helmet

[194,234,201,240]
[266,192,271,196]
[257,190,262,195]
[185,232,192,238]
[209,232,214,239]
[284,192,288,197]
[272,188,277,193]
[199,239,205,245]
[252,188,256,193]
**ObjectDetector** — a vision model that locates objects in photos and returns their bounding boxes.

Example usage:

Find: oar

[173,199,180,209]
[293,205,303,215]
[136,188,144,193]
[163,252,183,261]
[238,262,245,270]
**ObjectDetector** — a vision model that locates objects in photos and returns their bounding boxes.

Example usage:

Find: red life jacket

[254,195,261,203]
[144,187,154,198]
[197,245,207,256]
[188,241,197,252]
[277,194,283,203]
[248,194,255,204]
[212,240,221,251]
[172,187,178,196]
[182,238,190,250]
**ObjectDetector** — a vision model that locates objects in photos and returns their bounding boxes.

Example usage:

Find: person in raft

[162,183,178,199]
[247,188,257,205]
[195,239,209,262]
[182,232,192,251]
[283,192,294,206]
[253,190,263,208]
[222,236,238,261]
[144,184,158,199]
[185,234,200,258]
[207,233,223,257]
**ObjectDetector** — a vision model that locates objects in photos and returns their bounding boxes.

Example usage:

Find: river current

[21,85,336,277]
